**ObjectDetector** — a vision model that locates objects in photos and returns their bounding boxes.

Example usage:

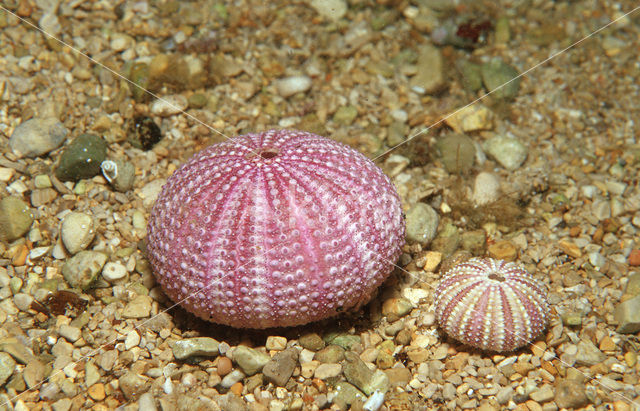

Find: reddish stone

[629,249,640,266]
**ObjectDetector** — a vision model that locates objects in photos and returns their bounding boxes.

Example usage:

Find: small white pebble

[102,262,127,282]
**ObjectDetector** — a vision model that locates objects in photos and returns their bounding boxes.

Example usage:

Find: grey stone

[333,382,366,410]
[614,294,640,333]
[55,134,108,182]
[381,297,413,322]
[106,159,135,192]
[343,351,389,396]
[483,135,528,170]
[457,60,483,92]
[172,337,220,360]
[410,44,445,94]
[62,251,107,290]
[263,347,298,386]
[299,333,325,351]
[0,196,33,241]
[9,117,68,158]
[405,203,439,245]
[0,352,16,386]
[233,345,270,376]
[60,212,95,254]
[314,344,345,363]
[574,340,606,366]
[554,379,589,409]
[481,58,521,100]
[314,363,342,380]
[436,133,476,173]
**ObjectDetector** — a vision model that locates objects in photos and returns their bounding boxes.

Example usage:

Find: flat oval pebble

[61,212,95,254]
[9,117,68,158]
[274,76,312,97]
[102,262,127,282]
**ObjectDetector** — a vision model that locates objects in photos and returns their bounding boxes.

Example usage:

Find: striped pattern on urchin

[434,258,549,352]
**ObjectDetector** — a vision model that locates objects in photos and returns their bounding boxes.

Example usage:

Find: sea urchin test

[147,129,405,328]
[434,258,549,352]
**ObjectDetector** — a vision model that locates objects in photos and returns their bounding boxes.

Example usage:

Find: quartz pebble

[150,95,188,116]
[62,251,107,290]
[274,76,312,97]
[102,262,127,282]
[9,117,68,158]
[483,135,528,170]
[309,0,347,21]
[472,172,500,206]
[60,212,95,254]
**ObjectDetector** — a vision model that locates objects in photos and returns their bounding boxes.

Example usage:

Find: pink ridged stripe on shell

[146,129,405,328]
[434,258,549,352]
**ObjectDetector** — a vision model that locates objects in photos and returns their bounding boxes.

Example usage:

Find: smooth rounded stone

[409,44,445,94]
[327,334,362,350]
[102,262,127,283]
[483,135,528,170]
[62,251,107,290]
[0,352,16,386]
[299,333,325,351]
[58,325,82,342]
[172,337,220,360]
[554,379,590,409]
[55,134,108,181]
[219,369,245,389]
[119,371,149,401]
[150,95,188,117]
[13,293,33,312]
[122,295,153,319]
[530,384,554,403]
[457,60,483,92]
[310,0,347,21]
[615,294,640,333]
[314,345,345,363]
[233,346,270,376]
[313,363,342,380]
[472,172,500,206]
[405,203,439,245]
[274,76,312,97]
[9,117,68,158]
[436,133,476,174]
[381,297,413,322]
[138,392,158,411]
[0,196,33,241]
[60,212,95,254]
[263,347,299,387]
[333,382,366,410]
[343,351,390,396]
[481,58,521,100]
[101,159,135,192]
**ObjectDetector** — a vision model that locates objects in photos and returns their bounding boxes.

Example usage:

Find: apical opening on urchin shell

[488,272,506,282]
[260,148,279,159]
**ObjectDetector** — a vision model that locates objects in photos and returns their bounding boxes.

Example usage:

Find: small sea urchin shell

[146,129,405,328]
[434,258,549,352]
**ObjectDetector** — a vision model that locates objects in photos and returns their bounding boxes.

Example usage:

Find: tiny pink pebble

[147,129,405,328]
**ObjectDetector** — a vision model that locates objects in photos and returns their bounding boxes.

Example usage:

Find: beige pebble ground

[0,0,640,410]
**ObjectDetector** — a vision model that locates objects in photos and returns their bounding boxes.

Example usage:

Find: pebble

[381,297,413,322]
[265,336,287,351]
[101,159,135,192]
[150,94,188,116]
[629,249,640,266]
[343,351,389,396]
[472,172,500,206]
[219,369,245,389]
[85,362,100,387]
[62,251,107,290]
[0,196,33,241]
[140,179,167,208]
[274,76,312,97]
[216,357,233,376]
[138,392,158,411]
[122,295,152,318]
[60,212,95,254]
[299,333,325,351]
[314,345,345,363]
[23,359,47,389]
[30,187,58,207]
[233,345,270,376]
[309,0,347,21]
[58,324,82,342]
[119,371,149,401]
[574,340,606,366]
[0,352,16,386]
[51,398,72,411]
[614,295,640,333]
[487,240,518,261]
[172,337,220,360]
[444,104,495,133]
[481,58,521,100]
[88,383,106,401]
[263,347,299,387]
[8,117,68,158]
[33,174,52,188]
[102,262,127,282]
[127,116,162,150]
[55,134,108,181]
[436,133,476,174]
[483,134,528,170]
[530,384,554,402]
[333,382,365,410]
[405,203,439,245]
[554,379,589,409]
[125,330,141,350]
[333,106,358,126]
[314,363,342,380]
[410,44,445,94]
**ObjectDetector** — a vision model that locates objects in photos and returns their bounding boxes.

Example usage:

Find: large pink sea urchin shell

[147,129,405,328]
[434,258,549,352]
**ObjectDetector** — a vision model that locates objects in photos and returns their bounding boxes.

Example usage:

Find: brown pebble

[487,240,517,261]
[217,356,232,376]
[613,400,631,411]
[599,336,616,351]
[11,244,29,266]
[558,239,582,258]
[88,383,106,401]
[229,381,243,396]
[530,341,546,357]
[629,249,640,266]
